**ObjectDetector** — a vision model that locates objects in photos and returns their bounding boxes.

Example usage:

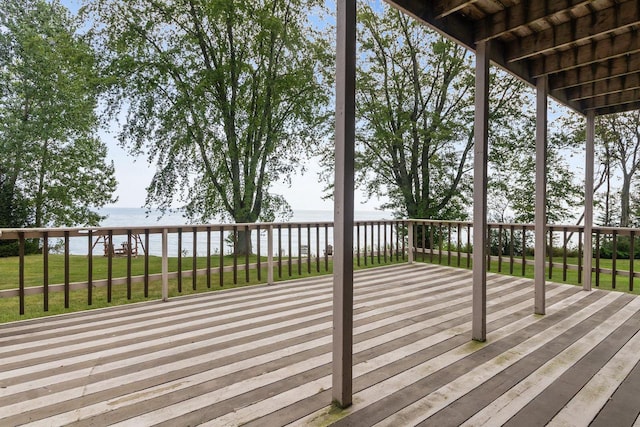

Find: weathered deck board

[1,263,639,426]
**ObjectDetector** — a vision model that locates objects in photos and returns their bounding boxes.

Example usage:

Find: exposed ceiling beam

[506,1,640,62]
[549,61,640,91]
[566,74,640,101]
[475,0,592,42]
[385,0,582,113]
[385,0,531,80]
[433,0,477,19]
[582,87,640,110]
[386,0,640,116]
[595,101,640,116]
[549,53,640,90]
[530,30,640,77]
[384,0,474,50]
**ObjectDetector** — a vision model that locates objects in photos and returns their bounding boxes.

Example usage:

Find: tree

[352,4,474,220]
[489,111,583,225]
[0,173,29,228]
[596,111,640,227]
[0,0,116,233]
[630,183,640,228]
[84,0,330,253]
[598,136,615,226]
[350,3,535,222]
[347,2,583,230]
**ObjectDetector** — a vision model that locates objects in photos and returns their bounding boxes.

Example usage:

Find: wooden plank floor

[1,263,640,426]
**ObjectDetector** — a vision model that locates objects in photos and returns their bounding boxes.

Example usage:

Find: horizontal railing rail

[0,220,407,318]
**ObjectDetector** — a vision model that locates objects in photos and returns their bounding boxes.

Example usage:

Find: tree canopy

[84,0,331,227]
[595,111,640,227]
[0,0,116,230]
[353,4,475,220]
[488,110,584,225]
[344,2,582,225]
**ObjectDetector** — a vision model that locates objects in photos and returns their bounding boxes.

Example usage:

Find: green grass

[0,253,267,290]
[0,254,406,323]
[416,250,640,295]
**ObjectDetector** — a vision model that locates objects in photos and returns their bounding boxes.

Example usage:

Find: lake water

[98,207,394,227]
[64,207,397,256]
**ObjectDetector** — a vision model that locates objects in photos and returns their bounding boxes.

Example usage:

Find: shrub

[597,236,640,259]
[0,239,41,257]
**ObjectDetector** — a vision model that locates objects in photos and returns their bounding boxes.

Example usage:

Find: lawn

[0,253,266,290]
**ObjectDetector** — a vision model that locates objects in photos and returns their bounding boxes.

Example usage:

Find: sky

[60,0,382,212]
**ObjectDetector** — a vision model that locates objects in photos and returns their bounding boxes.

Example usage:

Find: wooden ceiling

[385,0,640,116]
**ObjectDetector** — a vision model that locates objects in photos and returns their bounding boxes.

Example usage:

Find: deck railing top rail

[3,219,640,240]
[0,222,332,239]
[0,219,408,239]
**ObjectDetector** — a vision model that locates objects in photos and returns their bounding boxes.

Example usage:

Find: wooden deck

[1,263,640,426]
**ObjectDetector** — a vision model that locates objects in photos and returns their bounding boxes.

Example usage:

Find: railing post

[162,228,169,301]
[267,225,274,285]
[407,221,414,264]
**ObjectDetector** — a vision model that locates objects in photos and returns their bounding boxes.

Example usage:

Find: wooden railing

[405,220,640,293]
[0,220,407,317]
[3,218,640,319]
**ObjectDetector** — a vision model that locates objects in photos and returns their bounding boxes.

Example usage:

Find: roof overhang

[385,0,640,116]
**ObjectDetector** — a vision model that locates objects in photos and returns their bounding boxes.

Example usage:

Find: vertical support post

[126,230,132,299]
[193,228,198,290]
[535,75,548,315]
[107,230,113,302]
[583,110,595,291]
[316,225,321,272]
[332,0,356,409]
[233,226,238,284]
[220,227,225,287]
[257,225,262,281]
[402,221,406,260]
[88,230,93,306]
[472,40,490,342]
[144,229,150,296]
[308,225,312,273]
[18,232,25,315]
[325,224,330,271]
[162,228,169,301]
[267,225,274,285]
[177,228,183,292]
[43,232,49,312]
[206,226,211,288]
[64,231,70,308]
[245,225,250,283]
[407,221,414,264]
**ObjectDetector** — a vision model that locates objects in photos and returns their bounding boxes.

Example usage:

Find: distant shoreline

[97,207,396,228]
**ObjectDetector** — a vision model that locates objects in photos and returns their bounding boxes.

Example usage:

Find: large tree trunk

[234,228,253,256]
[621,172,632,227]
[232,210,256,256]
[34,140,49,228]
